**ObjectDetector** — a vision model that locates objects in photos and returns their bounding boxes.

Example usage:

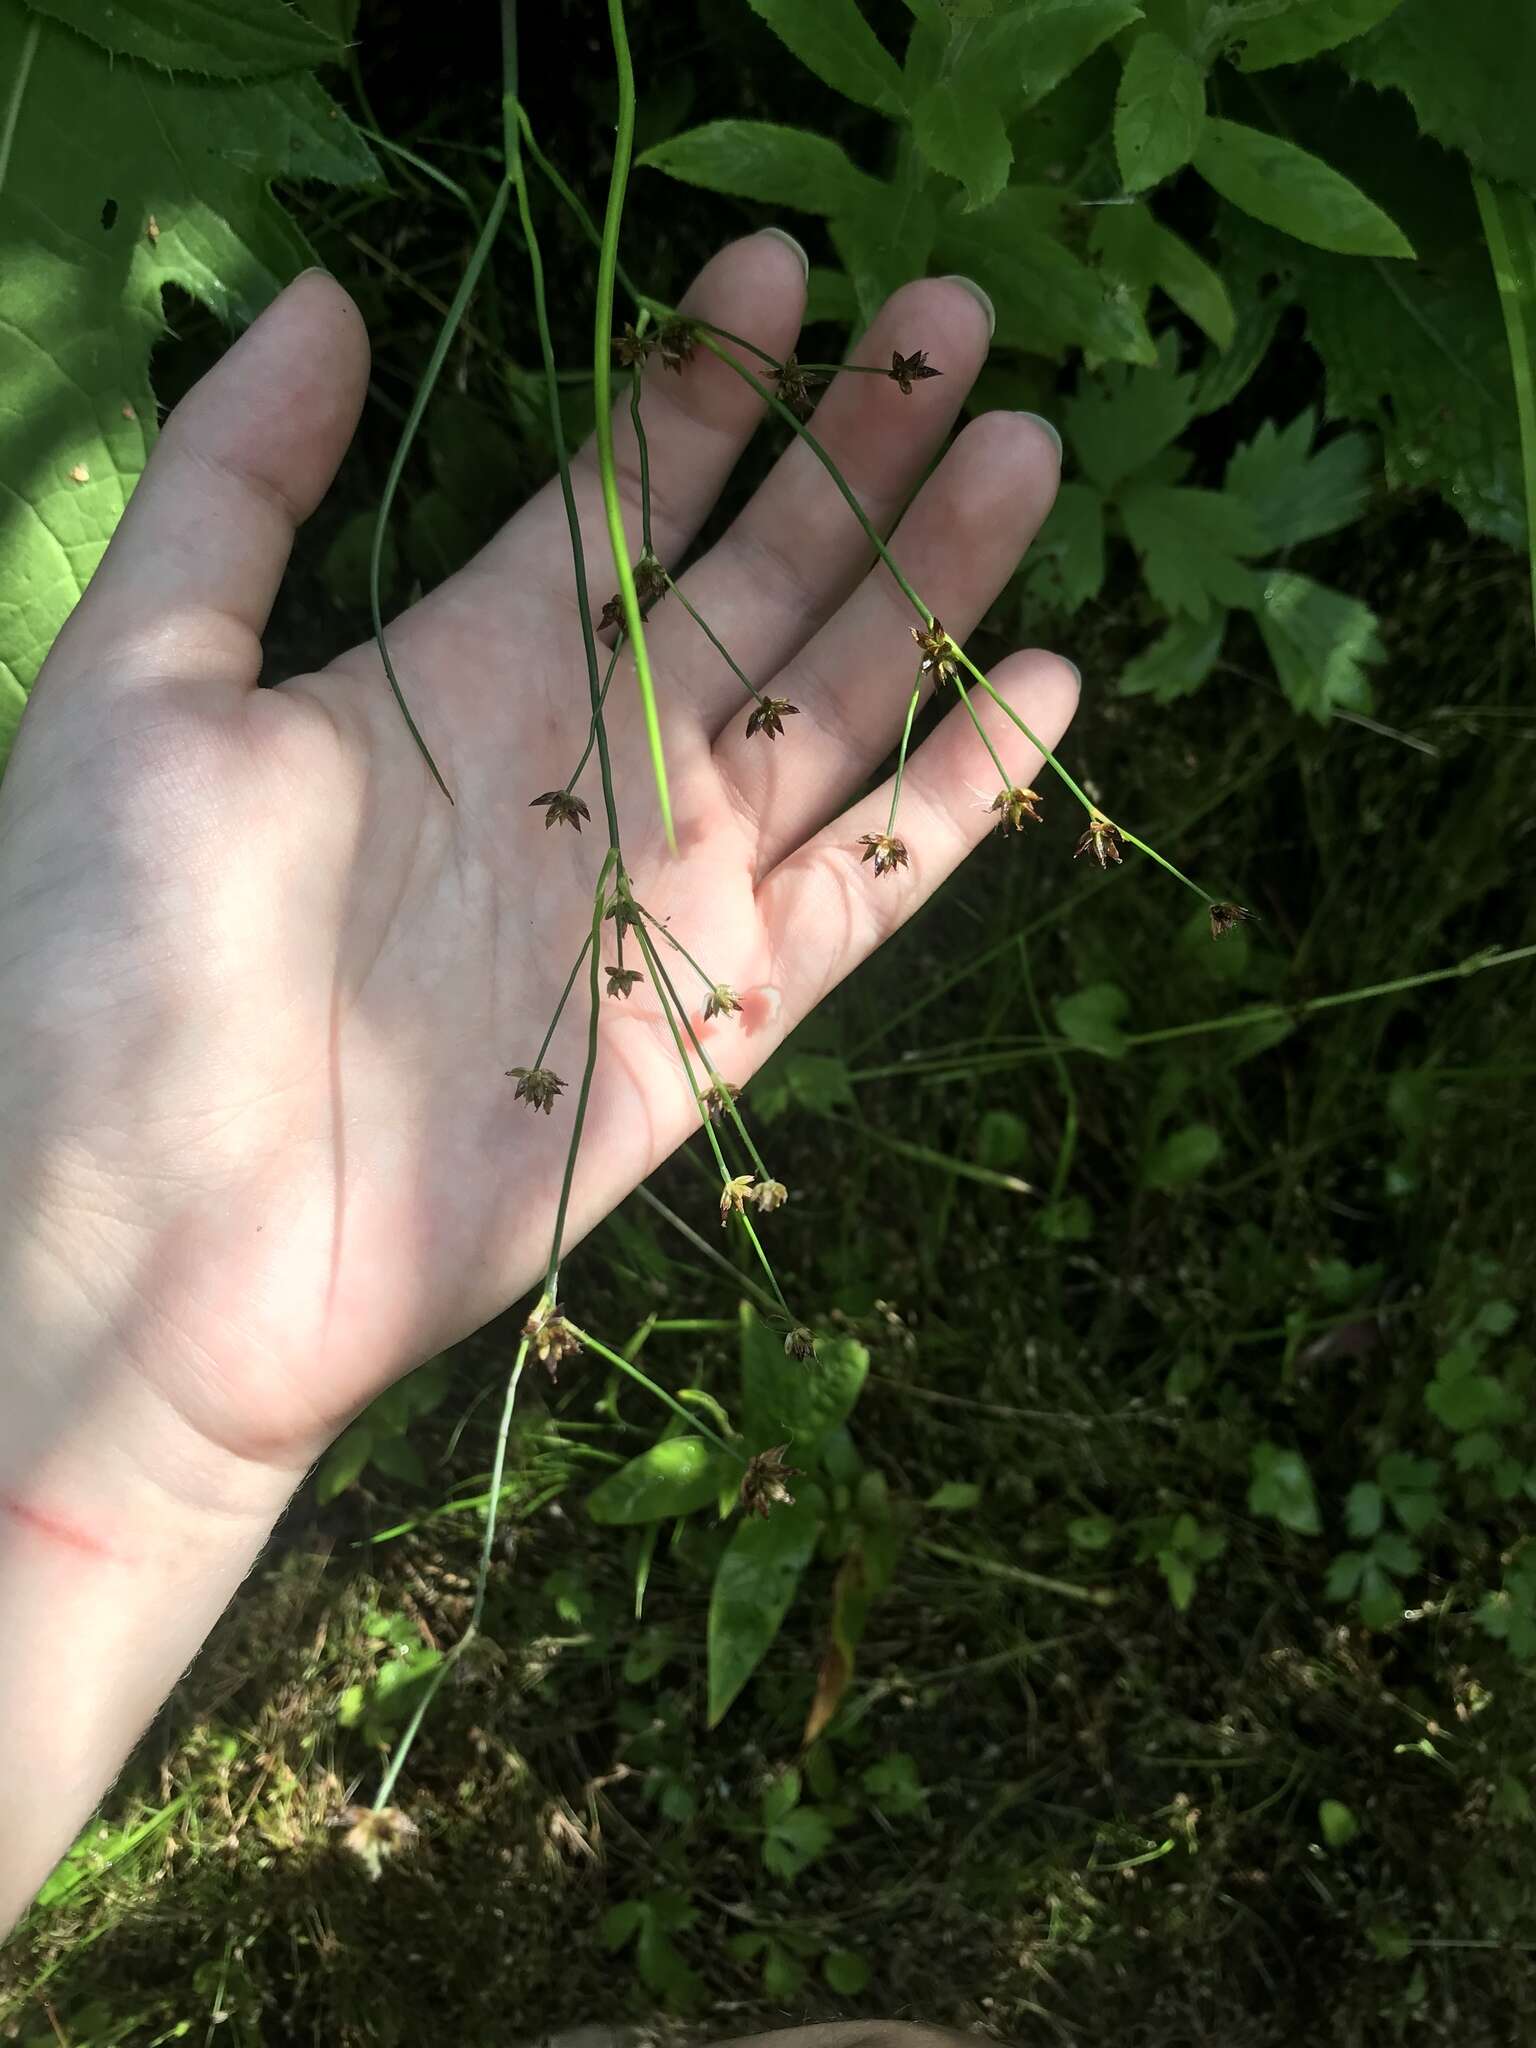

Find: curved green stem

[542,853,617,1306]
[662,575,764,707]
[886,682,922,837]
[564,1325,743,1461]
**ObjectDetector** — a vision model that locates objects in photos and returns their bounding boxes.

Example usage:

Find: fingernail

[1016,411,1063,461]
[293,264,333,282]
[1062,657,1082,689]
[940,274,995,339]
[757,226,809,280]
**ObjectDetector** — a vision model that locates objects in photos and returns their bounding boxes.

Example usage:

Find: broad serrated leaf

[1251,570,1382,718]
[746,0,906,113]
[1117,610,1226,701]
[1120,484,1263,617]
[741,1303,869,1450]
[1141,1121,1222,1189]
[1342,0,1536,195]
[1115,31,1205,192]
[830,163,937,324]
[1062,334,1197,491]
[1092,203,1235,348]
[637,121,881,216]
[23,0,340,76]
[1195,117,1414,258]
[708,1495,821,1725]
[1224,408,1374,547]
[912,79,1011,209]
[938,188,1156,364]
[1234,0,1405,70]
[762,1804,836,1878]
[1024,480,1106,613]
[949,0,1144,109]
[588,1437,728,1525]
[0,17,377,752]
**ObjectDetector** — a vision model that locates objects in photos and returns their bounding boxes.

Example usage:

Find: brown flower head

[1073,813,1124,870]
[700,1080,742,1124]
[523,1302,583,1379]
[704,984,742,1021]
[992,785,1044,833]
[656,317,699,373]
[599,552,668,632]
[530,788,590,831]
[912,618,959,686]
[506,1065,566,1114]
[859,831,910,878]
[334,1803,419,1882]
[740,1444,801,1519]
[752,1179,789,1213]
[606,966,644,1000]
[1209,901,1254,941]
[783,1326,817,1361]
[776,352,824,419]
[613,322,652,368]
[746,696,799,741]
[889,347,941,395]
[720,1173,757,1225]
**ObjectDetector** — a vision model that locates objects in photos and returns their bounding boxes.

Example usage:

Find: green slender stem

[916,1537,1116,1608]
[1474,173,1536,636]
[356,125,473,210]
[566,641,624,795]
[886,682,923,837]
[532,931,595,1069]
[542,855,617,1306]
[371,189,513,803]
[592,0,674,851]
[564,1325,743,1461]
[1019,937,1077,1205]
[629,365,654,558]
[519,106,646,308]
[635,905,716,995]
[633,1184,784,1317]
[681,314,783,368]
[662,576,764,707]
[635,908,771,1181]
[950,675,1012,790]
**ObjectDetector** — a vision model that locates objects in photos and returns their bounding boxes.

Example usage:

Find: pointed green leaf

[1195,117,1415,258]
[1120,484,1263,618]
[1345,1481,1384,1539]
[938,189,1156,365]
[708,1496,821,1725]
[23,0,342,76]
[588,1436,728,1525]
[1224,409,1374,548]
[1092,204,1235,349]
[1251,571,1383,719]
[1115,32,1205,192]
[637,121,882,215]
[740,1303,868,1450]
[1234,0,1406,70]
[1118,611,1226,702]
[1342,0,1536,194]
[1024,481,1106,614]
[949,0,1144,109]
[368,1432,427,1487]
[912,80,1011,209]
[745,0,906,113]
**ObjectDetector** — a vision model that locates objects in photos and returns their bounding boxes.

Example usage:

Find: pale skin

[0,234,1074,1928]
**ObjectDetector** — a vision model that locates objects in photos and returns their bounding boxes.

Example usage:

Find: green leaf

[927,1482,983,1511]
[938,188,1157,364]
[367,1432,427,1487]
[975,1108,1028,1168]
[1195,117,1415,258]
[1234,0,1406,69]
[745,0,906,113]
[1248,1442,1321,1536]
[823,1950,872,1995]
[0,22,377,747]
[1426,1372,1509,1434]
[23,0,342,76]
[1120,485,1263,618]
[708,1496,822,1724]
[588,1437,727,1525]
[1118,611,1226,702]
[829,157,937,325]
[912,80,1011,209]
[1359,1563,1402,1632]
[1024,481,1107,614]
[1372,1530,1419,1576]
[1141,1121,1223,1189]
[1342,0,1536,194]
[1345,1481,1384,1539]
[752,1049,857,1125]
[1091,204,1235,349]
[1250,571,1383,719]
[741,1303,869,1450]
[1115,31,1205,192]
[1224,409,1374,547]
[637,121,881,216]
[762,1804,836,1878]
[1159,1549,1197,1611]
[1039,1194,1094,1241]
[1054,982,1130,1059]
[761,1942,806,2000]
[949,0,1144,109]
[1319,1798,1360,1849]
[761,1767,803,1826]
[1062,335,1198,492]
[1325,1549,1367,1599]
[1068,1513,1117,1552]
[861,1752,926,1814]
[315,1420,374,1503]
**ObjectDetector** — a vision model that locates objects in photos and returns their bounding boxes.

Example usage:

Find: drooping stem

[542,853,617,1306]
[532,931,595,1070]
[886,681,922,838]
[565,640,624,796]
[635,914,773,1184]
[630,361,654,559]
[662,575,765,707]
[951,674,1013,791]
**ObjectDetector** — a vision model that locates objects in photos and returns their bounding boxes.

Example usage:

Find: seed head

[752,1179,789,1213]
[741,1444,801,1519]
[1073,813,1124,870]
[530,788,591,831]
[912,619,959,686]
[746,696,799,741]
[523,1302,583,1379]
[784,1326,817,1361]
[599,552,668,631]
[1209,901,1253,941]
[606,897,644,934]
[506,1065,566,1114]
[992,785,1044,832]
[859,831,910,878]
[704,984,742,1021]
[656,317,698,374]
[721,1172,757,1224]
[333,1804,419,1882]
[700,1080,742,1124]
[889,347,941,395]
[776,352,824,419]
[606,966,644,1000]
[613,322,652,368]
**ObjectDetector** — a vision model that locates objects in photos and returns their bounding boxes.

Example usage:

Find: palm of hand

[0,239,1072,1468]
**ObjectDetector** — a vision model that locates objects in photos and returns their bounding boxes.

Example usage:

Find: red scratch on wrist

[1,1492,116,1560]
